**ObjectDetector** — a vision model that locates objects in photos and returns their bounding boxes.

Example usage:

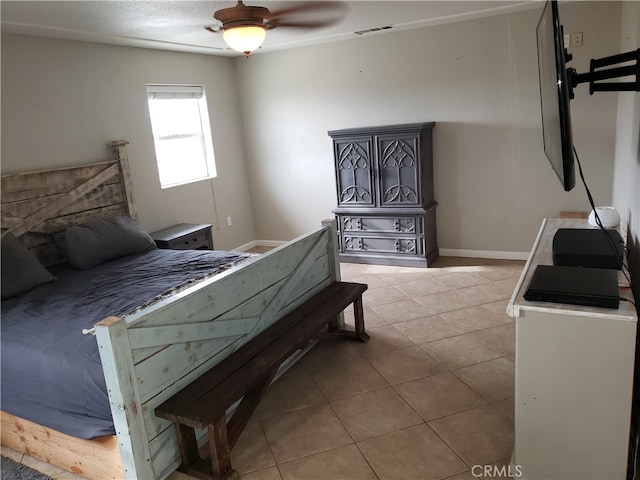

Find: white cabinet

[508,218,637,480]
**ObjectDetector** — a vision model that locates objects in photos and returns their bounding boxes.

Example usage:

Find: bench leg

[208,416,239,480]
[324,298,370,343]
[174,422,200,469]
[352,297,370,343]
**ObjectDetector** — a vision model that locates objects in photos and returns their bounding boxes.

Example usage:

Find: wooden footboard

[95,219,342,479]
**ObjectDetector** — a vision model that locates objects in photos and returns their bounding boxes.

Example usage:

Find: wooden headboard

[1,140,137,266]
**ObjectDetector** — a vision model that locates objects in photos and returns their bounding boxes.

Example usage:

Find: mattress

[1,248,249,439]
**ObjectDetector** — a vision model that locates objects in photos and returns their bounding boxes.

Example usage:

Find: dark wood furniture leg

[208,417,236,480]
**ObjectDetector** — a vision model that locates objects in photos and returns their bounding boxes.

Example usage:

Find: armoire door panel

[334,138,374,208]
[377,134,421,208]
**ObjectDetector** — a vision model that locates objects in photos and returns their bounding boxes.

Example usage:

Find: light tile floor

[3,256,523,480]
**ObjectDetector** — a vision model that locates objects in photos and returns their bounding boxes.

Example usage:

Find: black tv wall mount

[565,48,640,98]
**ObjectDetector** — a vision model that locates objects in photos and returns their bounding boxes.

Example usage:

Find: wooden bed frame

[1,141,343,479]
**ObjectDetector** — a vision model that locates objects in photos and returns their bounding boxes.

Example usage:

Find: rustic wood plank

[322,218,342,282]
[95,316,155,480]
[9,163,119,237]
[1,161,116,198]
[127,229,327,330]
[110,141,137,219]
[128,317,259,350]
[2,184,126,231]
[248,231,329,337]
[31,204,128,233]
[147,424,183,480]
[207,417,232,479]
[127,278,286,342]
[175,423,199,469]
[1,410,123,480]
[322,219,345,329]
[135,336,241,406]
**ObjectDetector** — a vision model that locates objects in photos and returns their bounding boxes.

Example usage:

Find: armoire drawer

[340,234,421,257]
[339,215,418,234]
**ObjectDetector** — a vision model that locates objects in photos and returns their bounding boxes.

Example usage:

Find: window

[146,85,217,188]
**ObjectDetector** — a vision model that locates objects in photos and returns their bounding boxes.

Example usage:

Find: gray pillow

[1,232,56,300]
[64,216,157,270]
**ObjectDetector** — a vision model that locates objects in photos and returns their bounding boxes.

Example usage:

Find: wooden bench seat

[155,281,369,480]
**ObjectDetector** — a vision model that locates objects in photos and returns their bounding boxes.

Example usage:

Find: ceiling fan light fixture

[222,25,266,57]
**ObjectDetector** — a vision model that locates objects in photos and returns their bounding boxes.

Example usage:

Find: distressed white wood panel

[128,283,284,365]
[126,229,326,329]
[127,279,286,335]
[281,253,331,311]
[242,232,330,340]
[128,281,285,365]
[95,317,155,480]
[135,336,241,405]
[138,337,253,441]
[322,218,342,283]
[128,317,259,350]
[148,426,180,480]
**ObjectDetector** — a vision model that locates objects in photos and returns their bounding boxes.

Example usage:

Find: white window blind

[146,84,216,188]
[147,84,204,100]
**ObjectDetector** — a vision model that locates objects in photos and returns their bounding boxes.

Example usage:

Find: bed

[1,141,343,479]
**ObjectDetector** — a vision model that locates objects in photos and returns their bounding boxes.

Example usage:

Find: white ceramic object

[588,206,620,228]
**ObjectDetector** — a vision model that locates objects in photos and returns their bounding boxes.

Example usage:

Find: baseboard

[233,240,257,252]
[256,240,287,248]
[233,240,286,252]
[235,240,528,261]
[439,248,529,261]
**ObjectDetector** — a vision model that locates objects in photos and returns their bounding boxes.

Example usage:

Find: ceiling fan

[206,1,347,57]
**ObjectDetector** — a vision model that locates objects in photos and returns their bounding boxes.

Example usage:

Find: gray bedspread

[1,248,249,439]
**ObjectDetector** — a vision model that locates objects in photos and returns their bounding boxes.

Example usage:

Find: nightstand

[150,223,213,250]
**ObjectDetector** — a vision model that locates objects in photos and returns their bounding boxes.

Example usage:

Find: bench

[155,281,369,480]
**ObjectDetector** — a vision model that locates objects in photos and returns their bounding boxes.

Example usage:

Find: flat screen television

[536,0,575,191]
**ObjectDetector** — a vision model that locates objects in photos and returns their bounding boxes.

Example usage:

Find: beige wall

[1,1,628,257]
[1,35,256,250]
[235,1,621,255]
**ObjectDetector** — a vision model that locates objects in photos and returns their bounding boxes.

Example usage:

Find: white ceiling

[1,1,541,57]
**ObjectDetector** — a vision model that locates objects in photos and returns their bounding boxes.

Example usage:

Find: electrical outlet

[226,216,232,227]
[571,32,583,48]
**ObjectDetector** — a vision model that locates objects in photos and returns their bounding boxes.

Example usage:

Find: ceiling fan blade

[267,1,347,29]
[205,25,222,33]
[269,18,341,30]
[266,1,346,19]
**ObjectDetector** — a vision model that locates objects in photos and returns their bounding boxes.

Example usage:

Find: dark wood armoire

[329,122,438,267]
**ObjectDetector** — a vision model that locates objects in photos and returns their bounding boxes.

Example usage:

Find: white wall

[612,0,640,300]
[235,1,621,255]
[1,35,256,250]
